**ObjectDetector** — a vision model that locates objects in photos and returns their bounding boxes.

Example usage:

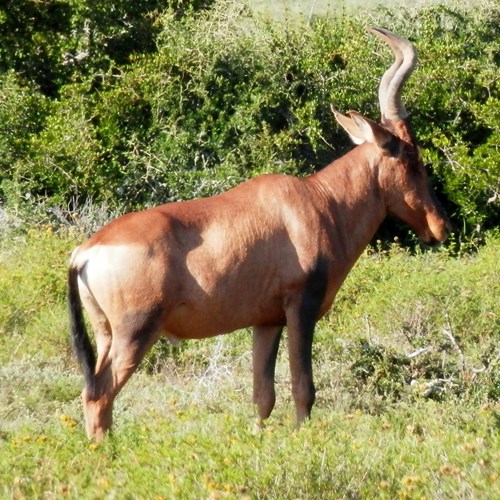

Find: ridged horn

[368,27,417,123]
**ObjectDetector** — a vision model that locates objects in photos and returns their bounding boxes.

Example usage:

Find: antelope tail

[68,264,96,397]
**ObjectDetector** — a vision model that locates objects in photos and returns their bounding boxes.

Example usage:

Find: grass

[2,401,498,498]
[0,221,498,498]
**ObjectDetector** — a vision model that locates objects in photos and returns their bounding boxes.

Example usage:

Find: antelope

[68,27,451,441]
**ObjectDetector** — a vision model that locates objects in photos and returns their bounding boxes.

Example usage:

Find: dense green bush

[0,0,499,240]
[0,0,214,96]
[405,6,500,235]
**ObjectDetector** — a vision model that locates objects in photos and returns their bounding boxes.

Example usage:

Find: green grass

[2,401,498,498]
[0,225,499,498]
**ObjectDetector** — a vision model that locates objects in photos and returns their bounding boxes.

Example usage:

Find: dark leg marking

[287,255,329,426]
[253,325,283,421]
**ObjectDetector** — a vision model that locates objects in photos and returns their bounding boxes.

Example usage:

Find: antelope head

[334,27,452,246]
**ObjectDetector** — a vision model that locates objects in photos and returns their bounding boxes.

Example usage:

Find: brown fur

[68,28,451,440]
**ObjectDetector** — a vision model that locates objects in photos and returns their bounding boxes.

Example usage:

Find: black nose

[423,236,442,248]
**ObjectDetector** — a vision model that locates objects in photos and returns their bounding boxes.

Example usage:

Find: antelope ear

[348,111,396,150]
[332,107,365,144]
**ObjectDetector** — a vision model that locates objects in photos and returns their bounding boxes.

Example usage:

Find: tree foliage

[0,0,498,242]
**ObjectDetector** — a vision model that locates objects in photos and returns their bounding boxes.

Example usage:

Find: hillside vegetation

[0,0,499,241]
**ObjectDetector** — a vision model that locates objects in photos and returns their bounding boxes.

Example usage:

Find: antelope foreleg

[285,259,328,427]
[286,305,316,427]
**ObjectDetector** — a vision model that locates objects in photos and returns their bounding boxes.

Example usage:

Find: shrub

[1,0,499,241]
[322,235,500,407]
[0,73,50,194]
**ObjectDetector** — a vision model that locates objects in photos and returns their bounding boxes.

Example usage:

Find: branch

[407,346,433,359]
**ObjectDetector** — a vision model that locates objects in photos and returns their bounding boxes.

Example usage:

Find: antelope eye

[404,146,423,168]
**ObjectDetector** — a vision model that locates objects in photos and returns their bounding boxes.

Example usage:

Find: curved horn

[368,27,417,123]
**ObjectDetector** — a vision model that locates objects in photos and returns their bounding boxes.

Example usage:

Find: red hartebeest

[69,27,451,441]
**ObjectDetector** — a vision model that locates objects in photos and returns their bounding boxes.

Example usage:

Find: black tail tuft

[68,265,96,398]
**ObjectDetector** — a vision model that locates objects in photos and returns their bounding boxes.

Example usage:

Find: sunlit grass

[1,379,498,498]
[0,226,498,497]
